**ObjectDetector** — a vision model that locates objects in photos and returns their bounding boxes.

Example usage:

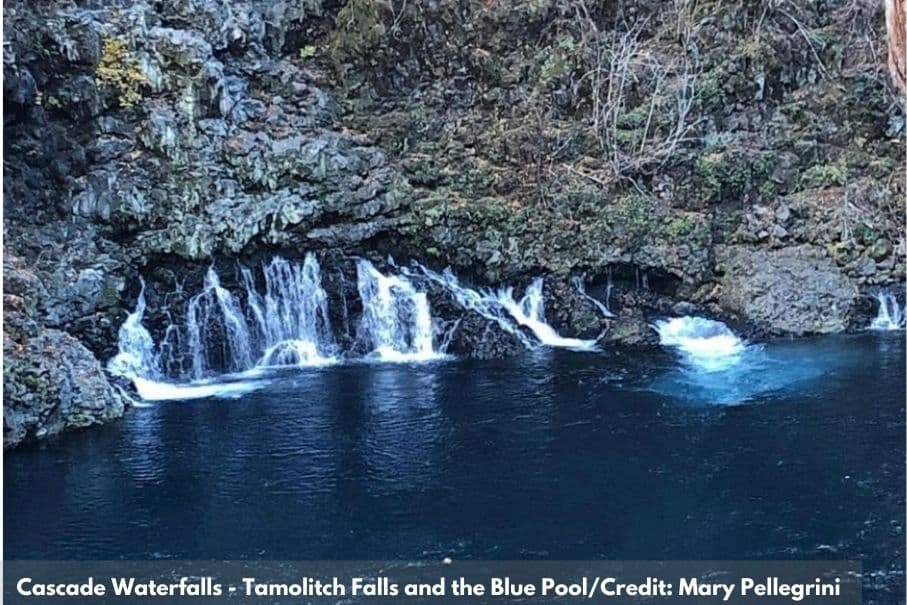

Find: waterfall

[570,275,615,318]
[495,279,598,350]
[356,259,441,361]
[108,281,263,401]
[182,255,338,378]
[653,316,745,371]
[417,264,597,351]
[185,267,255,379]
[869,292,905,331]
[109,255,607,401]
[108,279,161,380]
[415,265,536,348]
[242,254,337,367]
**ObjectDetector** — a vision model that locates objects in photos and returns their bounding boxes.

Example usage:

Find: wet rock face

[543,279,608,340]
[442,311,527,360]
[715,245,859,335]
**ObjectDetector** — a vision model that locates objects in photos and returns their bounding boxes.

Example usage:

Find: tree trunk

[887,0,907,96]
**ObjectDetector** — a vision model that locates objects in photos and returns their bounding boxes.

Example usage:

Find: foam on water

[653,316,745,371]
[132,377,264,401]
[646,337,859,406]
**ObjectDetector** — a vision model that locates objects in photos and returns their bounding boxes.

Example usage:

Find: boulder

[443,311,527,360]
[4,329,124,449]
[715,245,858,335]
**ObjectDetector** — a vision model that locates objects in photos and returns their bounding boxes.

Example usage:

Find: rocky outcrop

[4,254,124,448]
[715,245,859,335]
[4,329,125,447]
[442,311,527,360]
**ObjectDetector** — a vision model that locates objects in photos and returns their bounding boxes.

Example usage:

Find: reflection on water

[4,334,904,600]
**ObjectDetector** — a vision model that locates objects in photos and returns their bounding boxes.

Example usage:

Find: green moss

[852,222,879,246]
[609,194,656,243]
[615,106,650,130]
[695,151,776,203]
[695,154,724,200]
[798,162,846,190]
[664,216,696,238]
[696,74,725,108]
[537,34,578,91]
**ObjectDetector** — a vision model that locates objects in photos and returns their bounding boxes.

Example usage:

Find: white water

[417,265,597,351]
[111,255,602,400]
[242,255,338,367]
[356,259,442,361]
[653,316,745,371]
[108,280,265,400]
[570,275,615,318]
[107,280,160,380]
[869,292,905,331]
[496,279,598,350]
[131,376,264,401]
[415,265,535,348]
[182,255,339,378]
[185,267,255,378]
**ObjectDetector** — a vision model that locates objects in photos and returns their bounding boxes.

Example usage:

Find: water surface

[5,334,904,595]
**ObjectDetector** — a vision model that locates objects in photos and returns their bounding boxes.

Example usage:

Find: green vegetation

[694,151,776,203]
[329,0,389,71]
[798,162,847,190]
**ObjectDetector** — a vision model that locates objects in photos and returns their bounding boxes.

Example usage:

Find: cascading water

[109,255,346,400]
[242,255,337,367]
[570,275,615,318]
[108,281,262,401]
[109,255,605,400]
[653,316,745,371]
[415,265,536,348]
[869,292,905,331]
[182,254,338,378]
[495,279,598,350]
[108,280,160,380]
[356,259,442,361]
[416,264,597,351]
[185,267,255,379]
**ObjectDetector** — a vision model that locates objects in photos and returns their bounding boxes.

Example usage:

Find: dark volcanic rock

[544,278,608,340]
[4,329,124,449]
[4,253,123,449]
[715,245,859,335]
[443,311,527,360]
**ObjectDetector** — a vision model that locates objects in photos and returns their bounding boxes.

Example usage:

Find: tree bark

[887,0,907,96]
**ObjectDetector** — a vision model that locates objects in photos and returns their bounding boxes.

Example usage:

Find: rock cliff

[4,0,904,447]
